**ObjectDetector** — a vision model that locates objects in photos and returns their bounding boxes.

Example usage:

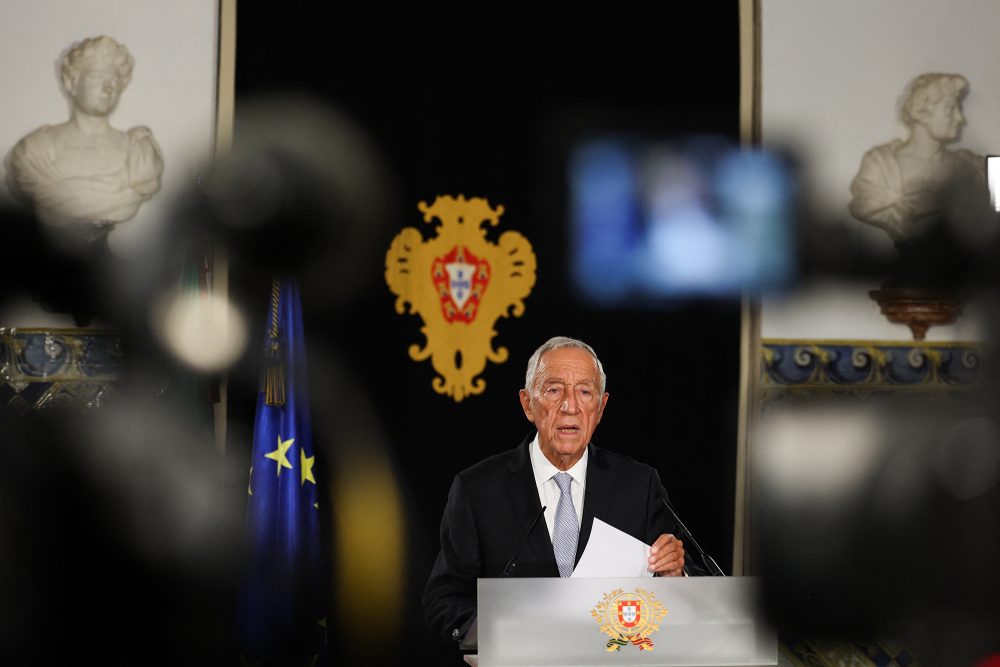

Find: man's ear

[595,392,609,423]
[518,389,534,422]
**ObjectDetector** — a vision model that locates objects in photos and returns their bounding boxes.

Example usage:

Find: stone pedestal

[868,288,963,340]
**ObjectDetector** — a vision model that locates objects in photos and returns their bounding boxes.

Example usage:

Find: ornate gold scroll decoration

[384,195,536,402]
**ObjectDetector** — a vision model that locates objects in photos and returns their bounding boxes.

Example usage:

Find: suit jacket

[422,434,688,642]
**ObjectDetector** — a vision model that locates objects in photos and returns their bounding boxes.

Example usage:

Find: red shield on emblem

[431,245,491,323]
[617,599,641,628]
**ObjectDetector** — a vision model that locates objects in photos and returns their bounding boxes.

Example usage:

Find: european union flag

[236,278,326,665]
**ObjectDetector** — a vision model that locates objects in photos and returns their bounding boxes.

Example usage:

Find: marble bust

[8,35,163,247]
[849,73,984,243]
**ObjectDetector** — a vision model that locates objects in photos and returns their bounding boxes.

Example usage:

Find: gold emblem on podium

[384,195,536,402]
[591,588,668,652]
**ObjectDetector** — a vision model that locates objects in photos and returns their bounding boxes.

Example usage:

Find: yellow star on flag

[265,435,295,476]
[301,448,316,486]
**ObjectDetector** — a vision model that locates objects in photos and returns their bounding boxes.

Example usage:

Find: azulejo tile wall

[0,328,123,413]
[762,339,983,401]
[761,339,975,667]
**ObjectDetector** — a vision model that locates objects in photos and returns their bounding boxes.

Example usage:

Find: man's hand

[648,533,684,576]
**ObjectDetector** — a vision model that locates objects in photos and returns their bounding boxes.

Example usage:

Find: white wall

[0,1,219,326]
[760,0,1000,341]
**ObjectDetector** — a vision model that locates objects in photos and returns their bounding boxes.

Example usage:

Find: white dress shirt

[528,433,587,541]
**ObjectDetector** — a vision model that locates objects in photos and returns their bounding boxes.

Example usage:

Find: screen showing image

[568,136,796,304]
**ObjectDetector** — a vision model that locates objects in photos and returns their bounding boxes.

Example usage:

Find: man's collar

[528,433,588,488]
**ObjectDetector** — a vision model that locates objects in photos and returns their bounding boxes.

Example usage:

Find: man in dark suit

[423,336,689,643]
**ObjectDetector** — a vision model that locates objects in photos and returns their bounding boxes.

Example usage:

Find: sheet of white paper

[571,518,654,578]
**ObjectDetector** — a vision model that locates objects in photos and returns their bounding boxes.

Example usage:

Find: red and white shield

[617,599,641,628]
[431,245,491,323]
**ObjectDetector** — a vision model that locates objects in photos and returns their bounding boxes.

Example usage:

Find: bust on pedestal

[849,73,989,339]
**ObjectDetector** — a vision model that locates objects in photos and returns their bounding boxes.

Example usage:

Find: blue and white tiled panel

[762,340,983,397]
[0,328,122,412]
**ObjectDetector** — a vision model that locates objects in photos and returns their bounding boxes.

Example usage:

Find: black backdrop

[233,2,740,663]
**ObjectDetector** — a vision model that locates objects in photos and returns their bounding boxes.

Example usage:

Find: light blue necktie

[552,472,579,577]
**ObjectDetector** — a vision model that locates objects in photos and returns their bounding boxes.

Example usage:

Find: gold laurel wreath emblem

[591,588,668,652]
[384,195,536,402]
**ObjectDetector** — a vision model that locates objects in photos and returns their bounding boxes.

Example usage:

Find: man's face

[519,347,609,470]
[921,93,965,143]
[72,67,122,116]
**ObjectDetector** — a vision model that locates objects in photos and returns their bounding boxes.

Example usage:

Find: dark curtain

[233,3,739,663]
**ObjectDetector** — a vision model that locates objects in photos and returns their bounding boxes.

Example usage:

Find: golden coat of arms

[591,588,668,652]
[384,195,536,401]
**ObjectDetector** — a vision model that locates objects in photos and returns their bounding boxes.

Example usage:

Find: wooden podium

[463,576,776,666]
